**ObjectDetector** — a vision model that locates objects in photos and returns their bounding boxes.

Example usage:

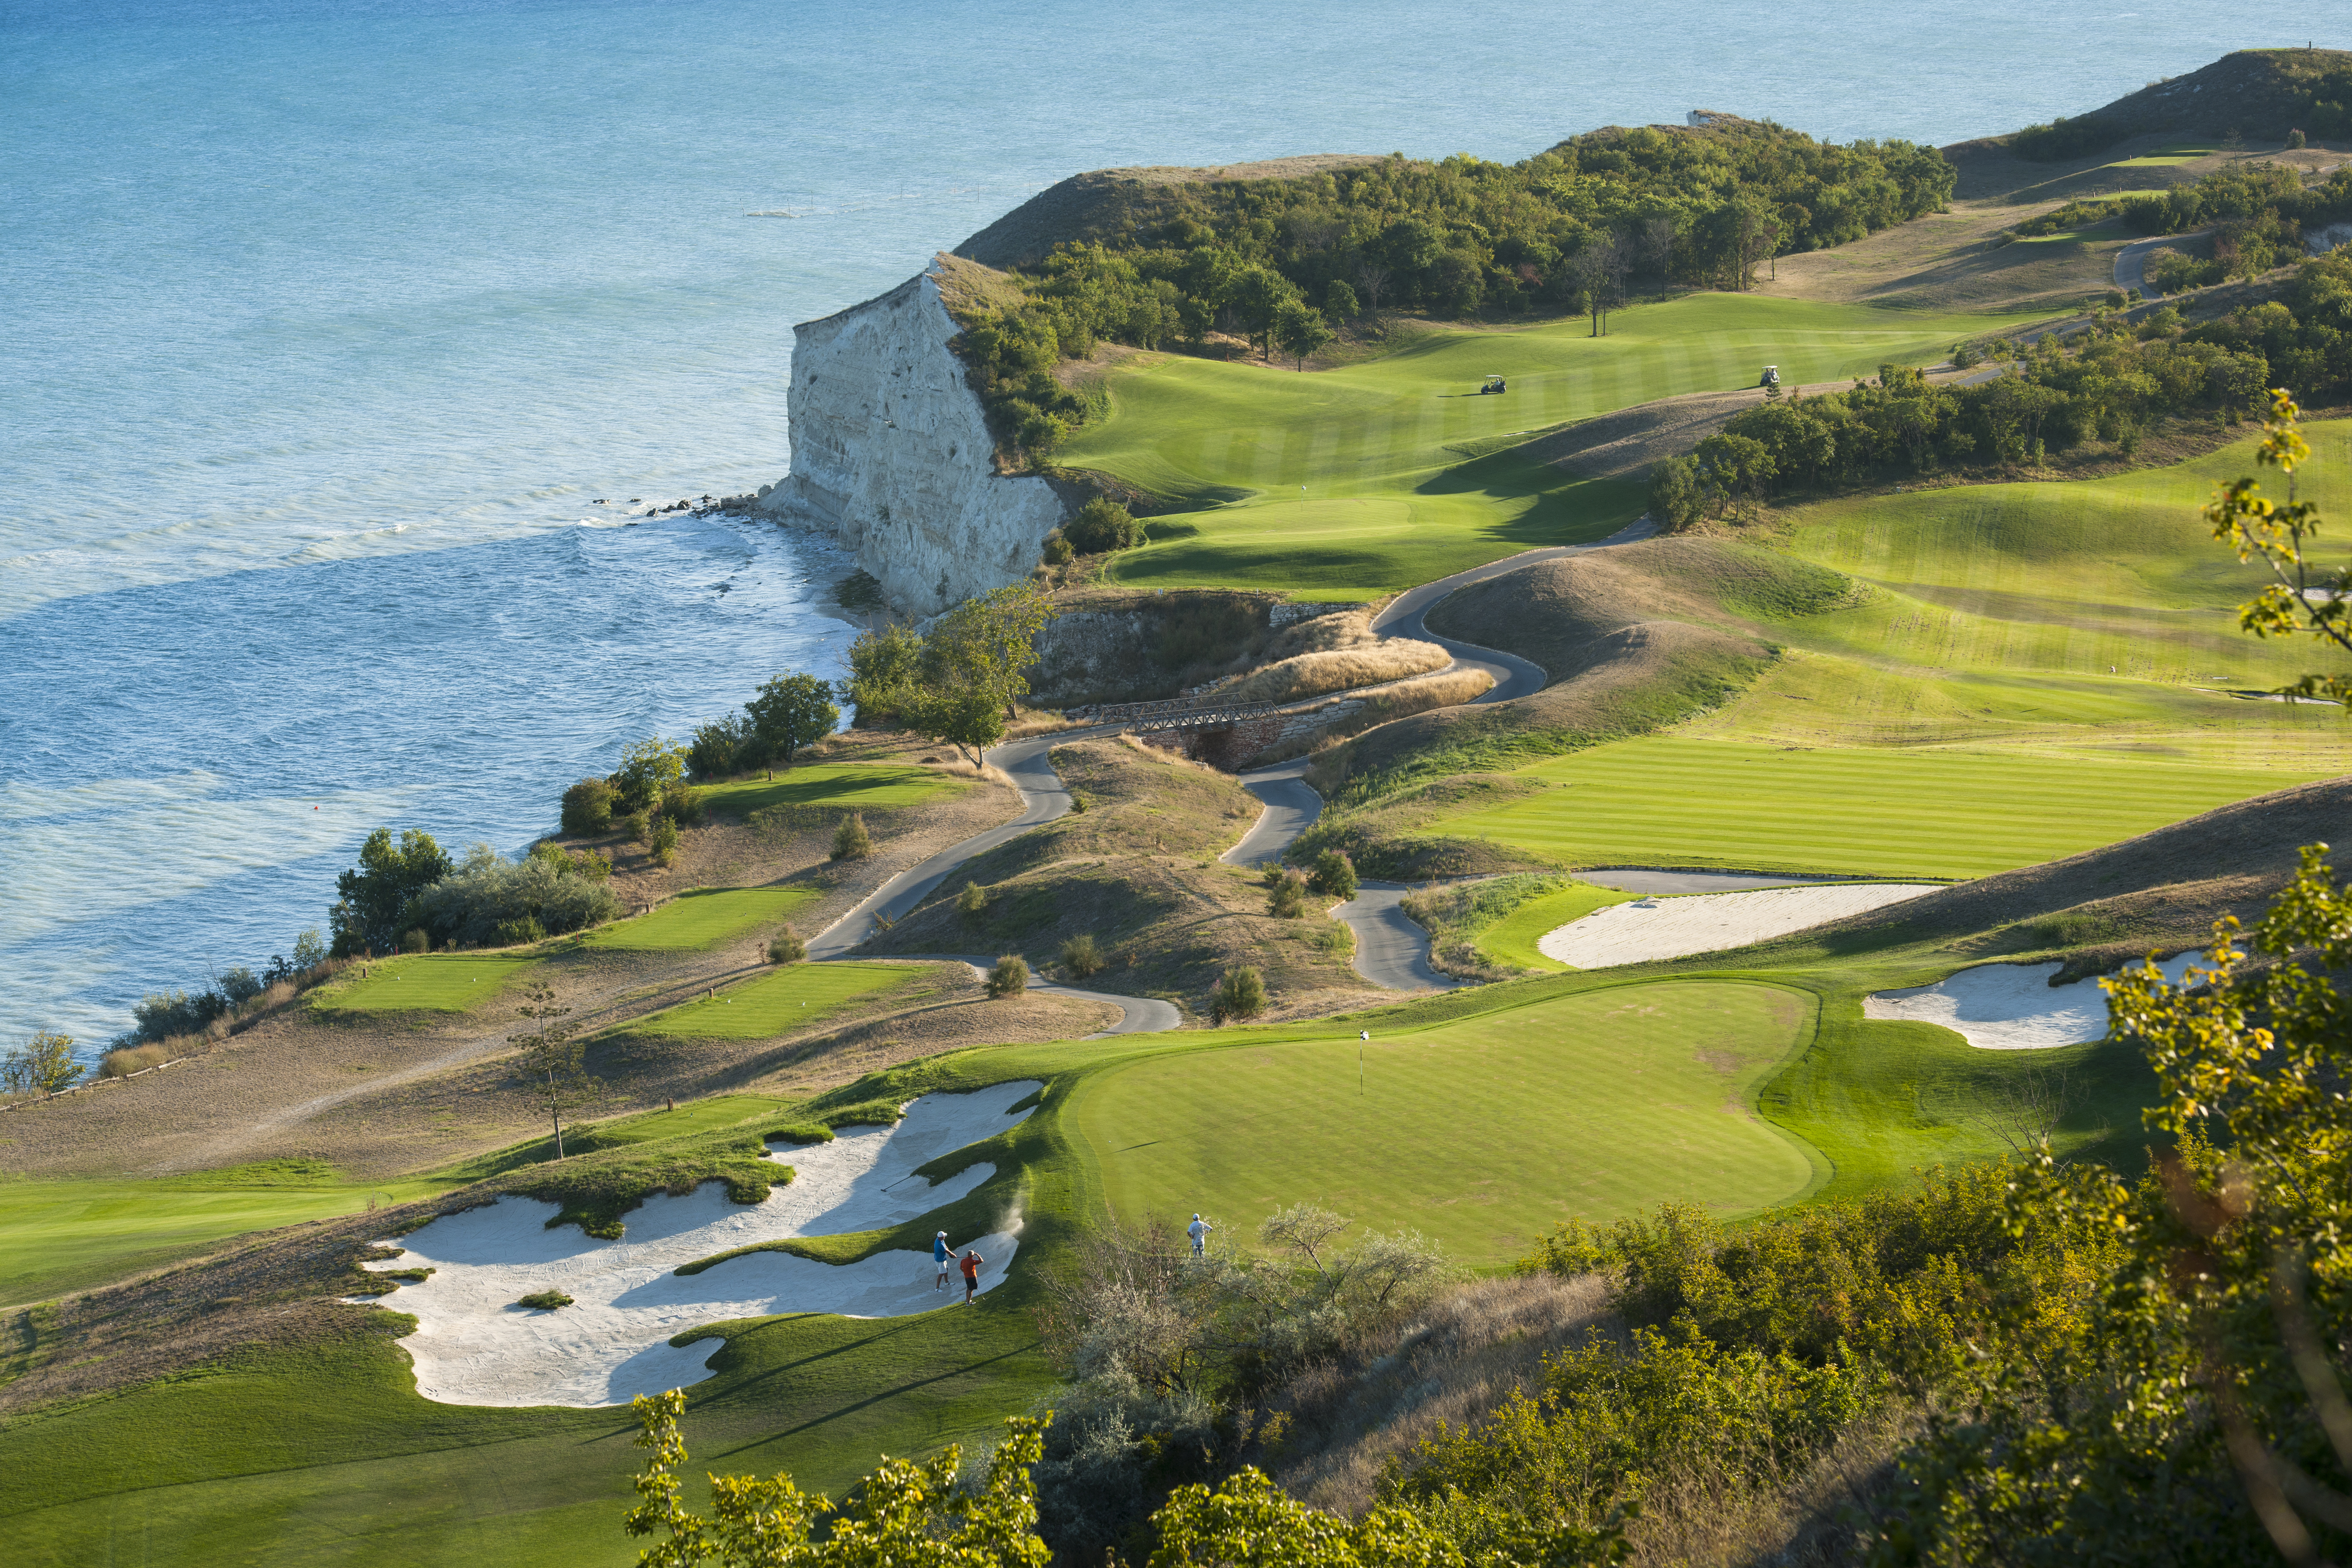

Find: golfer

[960,1247,984,1305]
[1188,1213,1212,1258]
[933,1230,952,1291]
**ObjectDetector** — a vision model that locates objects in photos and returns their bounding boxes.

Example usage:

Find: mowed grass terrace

[700,763,964,817]
[583,885,817,952]
[633,962,922,1039]
[313,953,538,1014]
[1064,293,2053,599]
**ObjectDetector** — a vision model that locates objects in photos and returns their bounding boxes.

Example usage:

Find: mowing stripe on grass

[584,886,817,952]
[1437,736,2329,880]
[311,954,538,1014]
[636,963,921,1038]
[700,765,964,817]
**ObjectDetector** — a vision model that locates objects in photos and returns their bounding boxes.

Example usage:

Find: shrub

[407,842,622,947]
[561,777,614,836]
[1306,848,1358,900]
[660,784,704,826]
[1069,790,1088,813]
[493,915,546,948]
[1065,497,1139,555]
[516,1291,574,1310]
[648,815,681,867]
[1213,965,1266,1022]
[1267,870,1311,919]
[623,809,651,845]
[956,881,989,921]
[100,1043,170,1079]
[610,736,685,814]
[685,715,751,782]
[131,987,224,1042]
[1951,342,1980,369]
[399,927,429,955]
[2287,128,2307,149]
[767,928,806,965]
[3,1031,81,1096]
[1061,933,1104,978]
[1042,531,1074,566]
[986,955,1029,999]
[831,811,872,861]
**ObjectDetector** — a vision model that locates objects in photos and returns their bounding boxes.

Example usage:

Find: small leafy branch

[2207,389,2352,703]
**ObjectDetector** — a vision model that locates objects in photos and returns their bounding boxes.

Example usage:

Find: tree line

[2013,164,2352,292]
[956,123,1955,459]
[1652,248,2352,527]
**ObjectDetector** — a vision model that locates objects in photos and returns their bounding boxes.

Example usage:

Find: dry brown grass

[1618,1404,1920,1568]
[1215,639,1452,705]
[97,1043,171,1078]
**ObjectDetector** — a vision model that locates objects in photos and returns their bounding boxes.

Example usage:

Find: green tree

[3,1031,81,1096]
[907,585,1061,765]
[1066,497,1139,554]
[1307,848,1358,900]
[612,737,685,814]
[684,716,750,782]
[332,827,452,956]
[1324,277,1361,321]
[844,623,924,723]
[2206,390,2352,701]
[1229,265,1303,361]
[561,777,614,836]
[1274,296,1336,369]
[1649,455,1706,532]
[743,672,838,774]
[509,983,600,1159]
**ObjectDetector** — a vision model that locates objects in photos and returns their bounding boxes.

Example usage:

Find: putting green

[636,963,921,1038]
[1074,981,1817,1264]
[1437,735,2326,880]
[1067,294,2051,599]
[0,1163,452,1307]
[701,764,963,816]
[313,954,538,1014]
[583,885,817,952]
[1476,884,1641,971]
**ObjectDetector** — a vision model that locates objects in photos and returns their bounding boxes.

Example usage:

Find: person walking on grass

[933,1230,952,1291]
[1188,1213,1212,1258]
[960,1246,983,1305]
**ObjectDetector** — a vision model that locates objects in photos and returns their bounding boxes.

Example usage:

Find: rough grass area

[310,954,539,1014]
[1435,735,2326,881]
[699,764,964,817]
[631,964,923,1040]
[581,886,818,952]
[864,739,1379,1019]
[1066,294,2050,599]
[1212,638,1451,704]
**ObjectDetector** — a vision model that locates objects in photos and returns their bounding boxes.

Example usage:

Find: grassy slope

[1476,883,1641,971]
[1419,426,2352,876]
[312,953,538,1014]
[1064,294,2051,599]
[636,963,923,1039]
[582,886,818,952]
[700,765,965,816]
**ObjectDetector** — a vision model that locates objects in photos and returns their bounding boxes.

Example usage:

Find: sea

[1,0,2320,1057]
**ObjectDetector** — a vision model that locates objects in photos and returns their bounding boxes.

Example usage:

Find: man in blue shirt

[933,1230,952,1291]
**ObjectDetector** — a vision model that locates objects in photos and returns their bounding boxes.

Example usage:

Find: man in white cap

[933,1230,952,1290]
[1188,1213,1212,1258]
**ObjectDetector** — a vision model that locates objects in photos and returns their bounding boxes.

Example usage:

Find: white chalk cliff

[755,265,1068,616]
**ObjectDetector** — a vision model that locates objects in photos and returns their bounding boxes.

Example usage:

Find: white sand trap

[1539,884,1941,968]
[355,1081,1040,1407]
[1863,954,2201,1050]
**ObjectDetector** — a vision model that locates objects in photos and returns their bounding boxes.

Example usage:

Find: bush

[986,955,1029,999]
[561,776,614,836]
[406,843,623,948]
[399,927,429,955]
[1041,531,1074,566]
[1213,965,1266,1022]
[1267,870,1310,919]
[648,814,681,867]
[831,811,872,861]
[685,715,751,782]
[956,881,989,921]
[660,784,704,826]
[1060,933,1104,978]
[493,915,546,948]
[100,1043,171,1079]
[610,736,685,813]
[1065,497,1140,555]
[623,809,651,845]
[1306,848,1358,900]
[767,928,806,965]
[3,1031,82,1096]
[2287,128,2308,149]
[516,1291,574,1310]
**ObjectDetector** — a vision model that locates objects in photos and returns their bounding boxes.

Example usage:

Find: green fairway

[635,962,921,1039]
[583,885,817,952]
[1073,981,1818,1263]
[313,954,538,1014]
[1475,883,1640,971]
[1065,294,2051,598]
[0,1162,453,1307]
[700,763,964,817]
[1436,735,2326,880]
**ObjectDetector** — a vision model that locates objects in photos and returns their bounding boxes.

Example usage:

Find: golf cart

[1480,373,1507,394]
[1758,365,1781,388]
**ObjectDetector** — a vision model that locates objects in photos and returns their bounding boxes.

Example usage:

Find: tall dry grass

[1618,1402,1921,1567]
[1240,666,1496,769]
[1216,639,1453,706]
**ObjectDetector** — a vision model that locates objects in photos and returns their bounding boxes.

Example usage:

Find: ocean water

[1,0,2324,1054]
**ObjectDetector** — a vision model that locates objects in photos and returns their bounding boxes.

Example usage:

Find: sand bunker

[1538,884,1940,968]
[1863,954,2201,1050]
[356,1081,1039,1407]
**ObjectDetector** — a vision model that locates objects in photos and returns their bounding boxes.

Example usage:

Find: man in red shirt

[960,1247,983,1305]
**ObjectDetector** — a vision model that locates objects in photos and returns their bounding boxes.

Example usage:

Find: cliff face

[755,265,1066,617]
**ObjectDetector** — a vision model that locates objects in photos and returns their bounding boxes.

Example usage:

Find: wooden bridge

[1069,693,1294,734]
